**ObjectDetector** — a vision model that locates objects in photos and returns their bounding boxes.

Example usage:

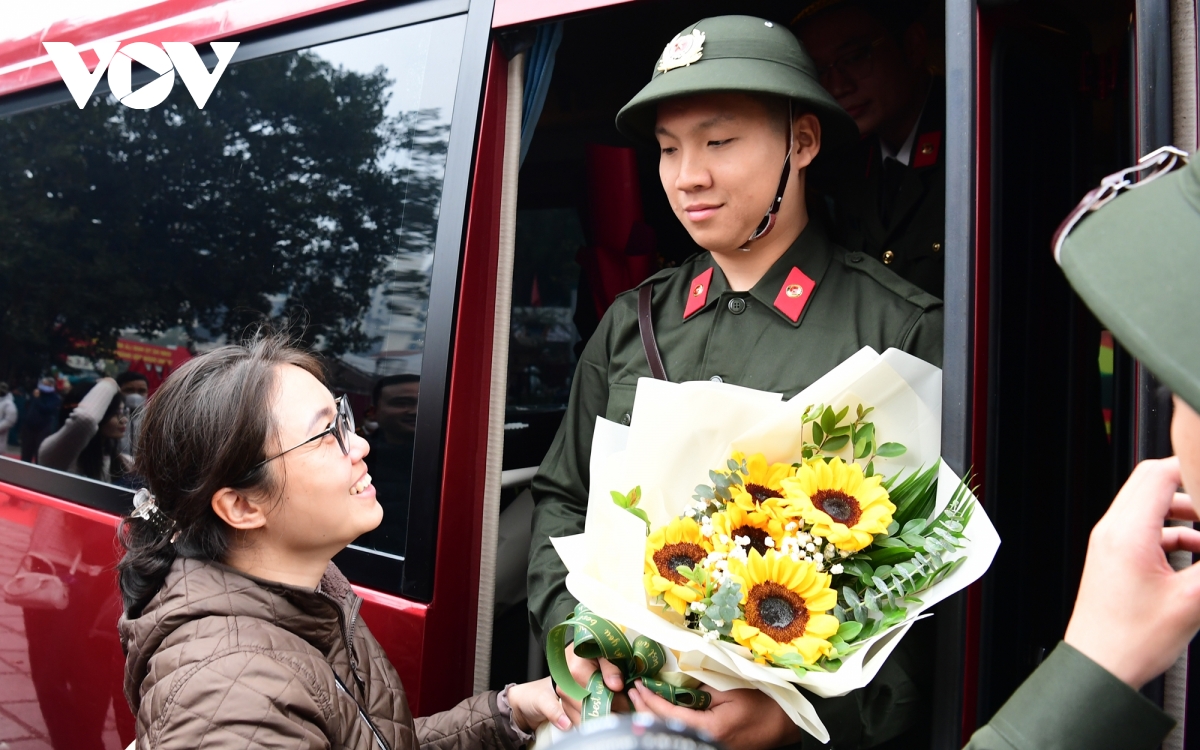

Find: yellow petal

[806,614,841,639]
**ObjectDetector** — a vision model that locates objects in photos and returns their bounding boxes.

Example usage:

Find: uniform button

[710,375,723,383]
[932,242,942,253]
[622,413,631,425]
[850,253,863,263]
[882,250,895,265]
[727,297,746,314]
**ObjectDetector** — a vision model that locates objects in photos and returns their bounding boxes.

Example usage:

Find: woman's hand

[506,677,572,733]
[558,643,628,725]
[627,680,801,750]
[1065,456,1200,689]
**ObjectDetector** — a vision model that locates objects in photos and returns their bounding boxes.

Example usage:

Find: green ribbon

[546,604,712,719]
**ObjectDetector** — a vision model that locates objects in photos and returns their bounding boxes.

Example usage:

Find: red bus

[0,0,1193,748]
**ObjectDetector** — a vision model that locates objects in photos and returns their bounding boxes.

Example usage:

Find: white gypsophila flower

[824,546,835,559]
[805,543,816,552]
[718,534,731,546]
[812,534,824,544]
[764,537,775,548]
[735,535,751,547]
[797,532,811,545]
[830,564,844,575]
[684,507,697,518]
[786,522,798,532]
[704,630,720,641]
[690,601,707,613]
[713,619,724,628]
[839,548,851,557]
[728,547,748,564]
[815,559,825,571]
[715,559,729,571]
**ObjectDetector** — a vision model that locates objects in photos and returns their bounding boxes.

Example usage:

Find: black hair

[116,334,325,617]
[60,382,127,482]
[116,371,150,387]
[372,373,420,406]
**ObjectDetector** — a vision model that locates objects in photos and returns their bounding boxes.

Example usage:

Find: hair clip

[131,488,177,540]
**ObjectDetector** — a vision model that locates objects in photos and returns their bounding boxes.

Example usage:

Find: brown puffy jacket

[119,558,528,750]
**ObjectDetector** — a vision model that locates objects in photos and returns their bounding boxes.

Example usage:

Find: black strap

[638,284,668,381]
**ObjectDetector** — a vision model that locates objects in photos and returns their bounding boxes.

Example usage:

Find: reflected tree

[0,51,449,381]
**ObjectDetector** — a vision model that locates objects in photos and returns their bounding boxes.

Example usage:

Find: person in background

[116,370,151,456]
[19,378,61,463]
[0,383,17,452]
[117,335,566,747]
[38,377,131,485]
[793,0,945,297]
[357,373,420,553]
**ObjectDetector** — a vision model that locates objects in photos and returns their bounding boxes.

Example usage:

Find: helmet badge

[658,29,706,72]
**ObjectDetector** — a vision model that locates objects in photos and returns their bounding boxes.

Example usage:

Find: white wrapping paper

[550,348,1000,743]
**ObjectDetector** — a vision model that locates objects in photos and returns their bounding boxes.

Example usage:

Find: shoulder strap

[638,284,668,381]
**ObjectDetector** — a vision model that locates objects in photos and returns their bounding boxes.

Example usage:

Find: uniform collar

[680,223,835,327]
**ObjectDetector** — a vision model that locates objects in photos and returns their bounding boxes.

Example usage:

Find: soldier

[527,15,943,750]
[792,0,945,298]
[958,150,1200,748]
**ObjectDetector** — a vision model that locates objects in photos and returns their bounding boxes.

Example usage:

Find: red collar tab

[773,266,816,323]
[683,267,714,320]
[912,132,942,169]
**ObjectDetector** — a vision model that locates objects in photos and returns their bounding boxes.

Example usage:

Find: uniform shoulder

[835,248,943,311]
[612,252,709,306]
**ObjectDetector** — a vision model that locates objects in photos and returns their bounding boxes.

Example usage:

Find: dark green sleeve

[963,642,1173,750]
[901,305,944,368]
[527,317,613,645]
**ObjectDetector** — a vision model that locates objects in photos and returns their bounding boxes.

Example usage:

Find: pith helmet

[1054,147,1200,412]
[615,15,858,152]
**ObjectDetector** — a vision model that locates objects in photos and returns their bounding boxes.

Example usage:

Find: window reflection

[0,16,466,561]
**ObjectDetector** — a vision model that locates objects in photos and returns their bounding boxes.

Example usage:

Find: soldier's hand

[627,680,801,750]
[558,643,627,725]
[1065,456,1200,689]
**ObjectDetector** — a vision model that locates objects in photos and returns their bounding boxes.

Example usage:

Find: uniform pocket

[605,382,638,426]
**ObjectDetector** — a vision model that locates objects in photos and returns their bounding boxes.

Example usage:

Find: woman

[39,378,131,484]
[117,336,569,748]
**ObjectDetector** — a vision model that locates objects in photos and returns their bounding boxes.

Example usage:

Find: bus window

[0,13,467,570]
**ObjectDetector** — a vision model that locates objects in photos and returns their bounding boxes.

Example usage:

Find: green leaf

[727,459,740,472]
[865,547,916,566]
[627,507,651,532]
[812,422,825,444]
[610,490,630,508]
[820,405,837,435]
[837,621,863,641]
[900,532,926,547]
[876,442,907,458]
[834,405,850,424]
[695,484,715,500]
[823,435,850,452]
[628,486,642,506]
[887,521,900,536]
[901,518,928,536]
[854,435,871,459]
[873,565,894,579]
[875,536,908,548]
[829,424,853,437]
[865,461,875,477]
[842,587,862,608]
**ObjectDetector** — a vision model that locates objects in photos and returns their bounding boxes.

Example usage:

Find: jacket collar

[681,222,835,327]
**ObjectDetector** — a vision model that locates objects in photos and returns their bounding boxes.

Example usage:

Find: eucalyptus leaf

[899,532,926,547]
[727,459,740,472]
[901,519,928,536]
[886,521,900,536]
[695,485,716,500]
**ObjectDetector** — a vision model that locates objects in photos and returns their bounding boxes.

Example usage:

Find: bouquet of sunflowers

[547,348,999,744]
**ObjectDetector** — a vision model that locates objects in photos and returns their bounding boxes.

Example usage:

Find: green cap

[1056,147,1200,412]
[615,15,858,152]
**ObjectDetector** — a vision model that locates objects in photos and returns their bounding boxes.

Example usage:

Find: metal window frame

[0,0,487,602]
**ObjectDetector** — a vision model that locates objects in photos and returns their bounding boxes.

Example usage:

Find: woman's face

[261,364,381,558]
[100,404,128,440]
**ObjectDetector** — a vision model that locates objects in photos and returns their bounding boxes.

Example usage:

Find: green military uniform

[814,81,946,298]
[529,230,942,746]
[962,148,1200,747]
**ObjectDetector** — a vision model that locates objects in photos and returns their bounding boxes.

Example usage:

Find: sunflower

[727,549,840,665]
[645,517,712,615]
[782,457,895,553]
[726,452,799,518]
[711,504,786,558]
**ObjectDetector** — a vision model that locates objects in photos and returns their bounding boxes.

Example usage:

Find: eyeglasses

[815,36,890,88]
[1052,145,1190,264]
[243,396,356,478]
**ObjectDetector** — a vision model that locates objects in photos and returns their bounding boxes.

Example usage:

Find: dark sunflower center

[746,483,783,505]
[653,542,707,585]
[731,525,771,556]
[812,489,862,526]
[746,581,809,642]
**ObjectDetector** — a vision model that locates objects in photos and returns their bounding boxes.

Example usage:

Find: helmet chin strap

[742,101,795,249]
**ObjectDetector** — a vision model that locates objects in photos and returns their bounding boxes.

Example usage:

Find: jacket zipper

[333,670,391,750]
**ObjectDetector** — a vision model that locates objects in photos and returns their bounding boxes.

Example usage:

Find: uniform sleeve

[38,378,119,471]
[415,689,526,750]
[900,305,944,369]
[139,651,332,750]
[527,316,614,644]
[962,643,1173,750]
